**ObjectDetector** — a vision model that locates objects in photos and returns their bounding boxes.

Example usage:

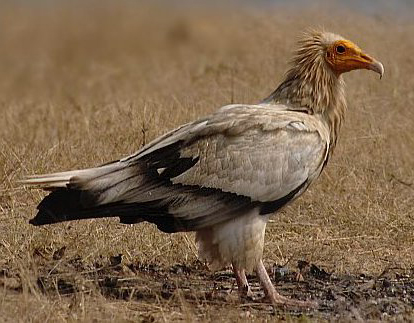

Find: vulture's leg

[255,259,317,308]
[232,263,253,298]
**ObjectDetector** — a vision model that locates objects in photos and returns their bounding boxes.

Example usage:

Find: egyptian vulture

[22,30,383,307]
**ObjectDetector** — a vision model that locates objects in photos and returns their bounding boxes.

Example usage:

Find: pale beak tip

[372,60,384,80]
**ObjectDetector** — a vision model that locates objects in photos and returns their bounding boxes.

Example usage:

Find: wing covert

[136,104,330,203]
[171,124,327,202]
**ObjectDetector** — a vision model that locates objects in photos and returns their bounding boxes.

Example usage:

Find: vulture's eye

[336,45,346,54]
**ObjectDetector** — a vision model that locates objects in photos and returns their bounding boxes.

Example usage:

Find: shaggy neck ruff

[264,31,347,150]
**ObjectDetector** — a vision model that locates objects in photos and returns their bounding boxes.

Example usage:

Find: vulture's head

[270,30,384,145]
[323,32,383,77]
[292,30,384,80]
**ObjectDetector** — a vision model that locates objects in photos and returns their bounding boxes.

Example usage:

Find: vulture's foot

[232,263,254,299]
[255,259,317,309]
[264,291,318,308]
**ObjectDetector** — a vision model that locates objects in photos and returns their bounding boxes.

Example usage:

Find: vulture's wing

[130,104,329,199]
[23,104,329,231]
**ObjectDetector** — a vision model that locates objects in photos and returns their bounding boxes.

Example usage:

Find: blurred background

[0,0,413,320]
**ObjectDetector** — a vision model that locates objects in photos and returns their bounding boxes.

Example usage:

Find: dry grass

[0,1,413,321]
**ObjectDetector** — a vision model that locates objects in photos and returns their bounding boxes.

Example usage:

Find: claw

[256,259,317,309]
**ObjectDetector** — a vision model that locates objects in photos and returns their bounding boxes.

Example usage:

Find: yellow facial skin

[326,40,384,78]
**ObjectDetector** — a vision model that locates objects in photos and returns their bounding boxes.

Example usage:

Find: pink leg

[255,259,317,308]
[232,263,253,299]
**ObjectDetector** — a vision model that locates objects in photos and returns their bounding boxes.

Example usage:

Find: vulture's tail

[29,188,104,225]
[20,162,150,226]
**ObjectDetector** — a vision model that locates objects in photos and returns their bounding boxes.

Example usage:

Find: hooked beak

[357,52,384,79]
[367,59,384,79]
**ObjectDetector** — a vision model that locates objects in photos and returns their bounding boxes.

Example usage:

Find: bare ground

[0,1,413,322]
[2,249,414,321]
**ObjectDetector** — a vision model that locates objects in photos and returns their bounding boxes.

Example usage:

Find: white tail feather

[19,163,121,189]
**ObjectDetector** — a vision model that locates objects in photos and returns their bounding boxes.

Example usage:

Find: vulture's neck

[263,48,347,150]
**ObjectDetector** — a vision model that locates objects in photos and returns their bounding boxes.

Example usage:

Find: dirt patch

[2,251,413,321]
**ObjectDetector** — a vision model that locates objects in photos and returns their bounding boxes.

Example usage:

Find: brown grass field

[0,1,413,321]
